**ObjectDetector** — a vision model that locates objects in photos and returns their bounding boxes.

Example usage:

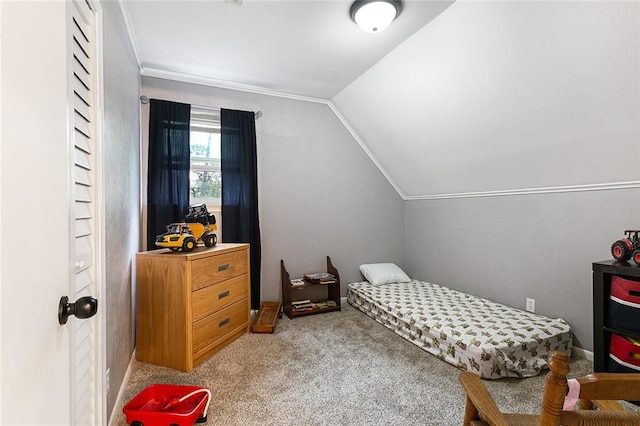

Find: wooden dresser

[135,243,250,371]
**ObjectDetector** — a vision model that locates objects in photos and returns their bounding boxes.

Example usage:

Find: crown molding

[138,66,406,199]
[116,0,142,70]
[403,181,640,201]
[135,67,639,203]
[140,67,328,105]
[326,102,406,199]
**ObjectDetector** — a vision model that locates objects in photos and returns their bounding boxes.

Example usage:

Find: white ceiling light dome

[350,0,403,33]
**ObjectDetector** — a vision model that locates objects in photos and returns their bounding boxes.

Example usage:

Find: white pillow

[359,263,411,286]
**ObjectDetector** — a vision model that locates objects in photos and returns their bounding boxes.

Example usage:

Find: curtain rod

[140,95,262,120]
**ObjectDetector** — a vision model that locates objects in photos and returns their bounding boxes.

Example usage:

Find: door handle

[58,296,98,325]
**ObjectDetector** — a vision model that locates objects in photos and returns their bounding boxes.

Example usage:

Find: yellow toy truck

[155,204,218,252]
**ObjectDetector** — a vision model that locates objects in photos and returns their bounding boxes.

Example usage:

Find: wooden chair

[458,351,640,426]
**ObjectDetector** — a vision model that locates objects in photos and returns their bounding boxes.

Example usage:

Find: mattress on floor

[347,280,572,379]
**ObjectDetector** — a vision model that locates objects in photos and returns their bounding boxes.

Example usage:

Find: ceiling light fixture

[350,0,403,33]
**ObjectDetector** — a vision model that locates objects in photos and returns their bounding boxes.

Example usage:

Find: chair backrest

[541,351,640,425]
[539,351,571,424]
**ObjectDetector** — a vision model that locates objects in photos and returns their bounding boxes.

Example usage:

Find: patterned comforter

[347,280,572,379]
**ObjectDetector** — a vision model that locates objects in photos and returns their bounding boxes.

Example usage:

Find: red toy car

[123,384,211,426]
[611,230,640,265]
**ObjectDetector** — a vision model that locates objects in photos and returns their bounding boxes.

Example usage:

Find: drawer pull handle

[218,264,229,272]
[218,290,230,299]
[219,317,230,327]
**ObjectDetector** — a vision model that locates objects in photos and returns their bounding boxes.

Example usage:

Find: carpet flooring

[114,303,593,426]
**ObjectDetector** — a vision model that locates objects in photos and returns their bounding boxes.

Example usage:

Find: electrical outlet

[105,368,110,393]
[526,298,535,313]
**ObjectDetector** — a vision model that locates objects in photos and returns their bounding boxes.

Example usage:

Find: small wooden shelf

[281,256,341,319]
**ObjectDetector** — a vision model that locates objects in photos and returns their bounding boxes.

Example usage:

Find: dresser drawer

[192,299,249,354]
[192,274,249,322]
[190,249,248,291]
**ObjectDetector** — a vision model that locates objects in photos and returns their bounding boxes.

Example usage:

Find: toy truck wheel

[182,237,197,252]
[130,421,143,426]
[611,241,632,261]
[204,234,216,247]
[633,250,640,266]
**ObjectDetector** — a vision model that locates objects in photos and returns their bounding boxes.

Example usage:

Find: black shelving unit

[592,259,640,372]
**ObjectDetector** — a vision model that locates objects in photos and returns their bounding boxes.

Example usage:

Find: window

[190,108,221,206]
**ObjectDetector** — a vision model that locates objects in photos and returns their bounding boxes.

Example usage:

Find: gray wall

[404,189,640,351]
[102,2,141,420]
[89,8,636,424]
[333,0,640,352]
[141,77,405,303]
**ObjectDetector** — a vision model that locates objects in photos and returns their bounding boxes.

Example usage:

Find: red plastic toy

[122,384,211,426]
[611,230,640,265]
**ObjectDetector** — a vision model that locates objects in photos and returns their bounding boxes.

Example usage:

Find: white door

[69,0,103,425]
[0,1,104,425]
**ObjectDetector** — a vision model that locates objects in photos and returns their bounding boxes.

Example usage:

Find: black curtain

[221,108,261,309]
[147,99,191,250]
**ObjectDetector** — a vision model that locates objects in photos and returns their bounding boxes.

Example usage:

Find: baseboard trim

[108,351,136,426]
[572,346,593,361]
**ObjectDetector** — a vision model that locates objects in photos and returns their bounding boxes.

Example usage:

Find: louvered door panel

[76,218,91,238]
[75,269,92,295]
[75,148,91,170]
[69,0,98,425]
[74,128,91,153]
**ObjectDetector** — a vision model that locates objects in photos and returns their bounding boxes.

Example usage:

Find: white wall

[141,77,405,303]
[334,0,640,351]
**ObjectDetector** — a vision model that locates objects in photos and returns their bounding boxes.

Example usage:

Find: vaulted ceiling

[120,1,638,199]
[120,0,454,99]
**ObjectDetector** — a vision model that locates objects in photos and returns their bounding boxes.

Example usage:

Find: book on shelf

[304,272,333,281]
[290,299,337,312]
[291,299,315,312]
[315,301,329,309]
[292,302,315,309]
[292,306,314,313]
[303,272,336,284]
